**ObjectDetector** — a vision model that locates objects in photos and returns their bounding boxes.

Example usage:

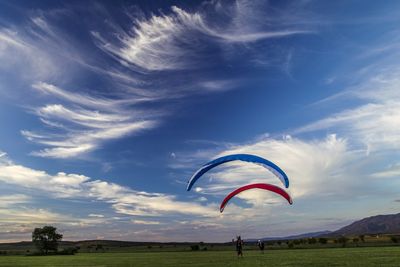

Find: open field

[0,247,399,267]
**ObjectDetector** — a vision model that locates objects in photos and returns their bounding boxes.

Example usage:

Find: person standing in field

[257,240,265,253]
[234,236,244,257]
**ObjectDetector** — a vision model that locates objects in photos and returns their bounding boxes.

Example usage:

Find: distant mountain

[248,212,400,242]
[246,230,332,242]
[329,213,400,236]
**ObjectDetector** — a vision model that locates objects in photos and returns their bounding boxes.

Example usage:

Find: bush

[390,236,398,243]
[337,237,349,247]
[288,242,294,249]
[308,238,317,245]
[190,245,199,251]
[318,238,328,244]
[57,247,78,255]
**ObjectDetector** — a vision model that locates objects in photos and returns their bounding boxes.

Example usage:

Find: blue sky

[0,0,400,242]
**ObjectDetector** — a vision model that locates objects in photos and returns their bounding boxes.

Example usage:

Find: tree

[337,236,349,248]
[190,244,199,251]
[308,238,317,245]
[32,226,63,255]
[95,244,105,252]
[318,238,328,245]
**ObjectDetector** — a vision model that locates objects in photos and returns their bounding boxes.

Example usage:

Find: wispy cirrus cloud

[132,219,161,225]
[21,82,158,158]
[295,70,400,153]
[1,1,313,159]
[93,3,310,71]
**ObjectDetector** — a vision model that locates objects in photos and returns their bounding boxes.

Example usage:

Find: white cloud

[371,163,400,178]
[23,82,158,158]
[194,135,354,202]
[1,2,314,159]
[0,194,30,208]
[132,219,160,225]
[0,29,56,81]
[88,180,217,217]
[89,214,105,218]
[0,152,218,218]
[32,82,143,110]
[93,4,310,71]
[295,70,400,152]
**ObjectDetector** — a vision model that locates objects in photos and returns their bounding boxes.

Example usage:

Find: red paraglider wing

[220,183,293,213]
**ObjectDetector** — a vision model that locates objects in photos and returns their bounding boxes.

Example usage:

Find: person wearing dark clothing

[235,236,244,257]
[257,240,265,253]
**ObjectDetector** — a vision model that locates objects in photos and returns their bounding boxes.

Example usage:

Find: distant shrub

[390,236,398,243]
[57,247,78,255]
[190,245,199,251]
[277,241,282,246]
[338,237,349,247]
[308,238,317,245]
[95,244,104,252]
[147,245,152,249]
[293,240,301,245]
[318,238,328,245]
[287,242,294,249]
[202,247,207,251]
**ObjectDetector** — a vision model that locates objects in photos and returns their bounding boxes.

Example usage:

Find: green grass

[0,247,399,267]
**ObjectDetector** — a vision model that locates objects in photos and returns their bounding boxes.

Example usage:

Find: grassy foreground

[0,247,399,267]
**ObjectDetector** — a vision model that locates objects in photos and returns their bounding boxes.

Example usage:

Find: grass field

[0,247,399,267]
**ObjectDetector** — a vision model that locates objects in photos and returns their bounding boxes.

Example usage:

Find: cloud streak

[0,151,217,218]
[93,4,310,71]
[22,82,158,158]
[0,1,313,159]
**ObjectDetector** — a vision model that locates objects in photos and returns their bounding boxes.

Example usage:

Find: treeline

[257,234,400,249]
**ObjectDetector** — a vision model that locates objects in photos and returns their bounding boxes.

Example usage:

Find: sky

[0,0,399,242]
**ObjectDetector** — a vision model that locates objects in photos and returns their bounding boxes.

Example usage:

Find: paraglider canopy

[187,154,289,191]
[220,183,293,213]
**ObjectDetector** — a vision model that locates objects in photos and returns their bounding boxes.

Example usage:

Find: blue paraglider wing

[186,154,289,191]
